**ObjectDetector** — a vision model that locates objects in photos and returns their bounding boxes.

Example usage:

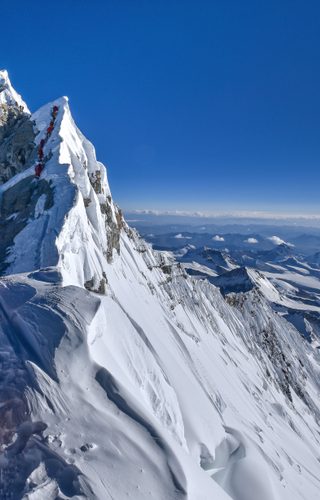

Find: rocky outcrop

[0,105,36,184]
[89,169,103,194]
[99,196,121,262]
[84,276,107,294]
[0,176,54,274]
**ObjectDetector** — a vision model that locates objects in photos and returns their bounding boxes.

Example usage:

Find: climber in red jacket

[35,163,44,178]
[38,146,44,160]
[52,105,59,118]
[46,121,54,136]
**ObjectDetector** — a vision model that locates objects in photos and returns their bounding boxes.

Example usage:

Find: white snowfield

[0,72,320,500]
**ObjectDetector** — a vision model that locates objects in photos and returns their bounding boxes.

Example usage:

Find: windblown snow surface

[1,72,320,500]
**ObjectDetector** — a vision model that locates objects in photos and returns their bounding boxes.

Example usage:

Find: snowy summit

[0,72,320,500]
[0,69,29,113]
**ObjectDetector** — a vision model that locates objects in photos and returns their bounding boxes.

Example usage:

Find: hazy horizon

[124,209,320,230]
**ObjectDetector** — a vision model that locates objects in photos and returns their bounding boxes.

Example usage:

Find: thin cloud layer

[174,233,192,239]
[128,209,320,221]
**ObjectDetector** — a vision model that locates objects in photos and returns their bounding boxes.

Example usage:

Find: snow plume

[245,237,258,244]
[213,235,225,242]
[268,235,294,246]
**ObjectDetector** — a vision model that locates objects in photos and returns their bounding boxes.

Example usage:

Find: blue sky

[2,1,320,213]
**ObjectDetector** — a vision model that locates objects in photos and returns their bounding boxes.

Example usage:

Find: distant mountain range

[141,234,320,348]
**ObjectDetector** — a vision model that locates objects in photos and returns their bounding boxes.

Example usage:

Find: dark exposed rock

[84,278,94,291]
[0,105,36,184]
[97,278,106,294]
[261,325,293,402]
[161,265,172,275]
[88,170,123,262]
[100,199,121,262]
[84,277,106,294]
[80,443,93,452]
[0,177,54,275]
[89,169,102,194]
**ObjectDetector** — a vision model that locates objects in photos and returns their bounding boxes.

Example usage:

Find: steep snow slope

[1,73,320,500]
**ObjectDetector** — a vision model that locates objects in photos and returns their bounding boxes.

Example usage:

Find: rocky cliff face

[0,71,35,184]
[0,110,36,184]
[1,72,320,500]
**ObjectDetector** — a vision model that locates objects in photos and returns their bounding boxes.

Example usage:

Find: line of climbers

[35,105,59,178]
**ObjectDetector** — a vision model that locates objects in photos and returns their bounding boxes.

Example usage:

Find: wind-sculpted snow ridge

[1,73,320,499]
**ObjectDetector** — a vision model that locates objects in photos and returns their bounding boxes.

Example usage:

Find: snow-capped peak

[0,69,29,113]
[213,266,280,300]
[1,89,122,290]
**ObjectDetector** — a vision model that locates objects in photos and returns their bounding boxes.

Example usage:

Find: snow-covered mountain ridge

[1,72,320,500]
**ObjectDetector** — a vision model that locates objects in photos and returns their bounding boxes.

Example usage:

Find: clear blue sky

[2,1,320,213]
